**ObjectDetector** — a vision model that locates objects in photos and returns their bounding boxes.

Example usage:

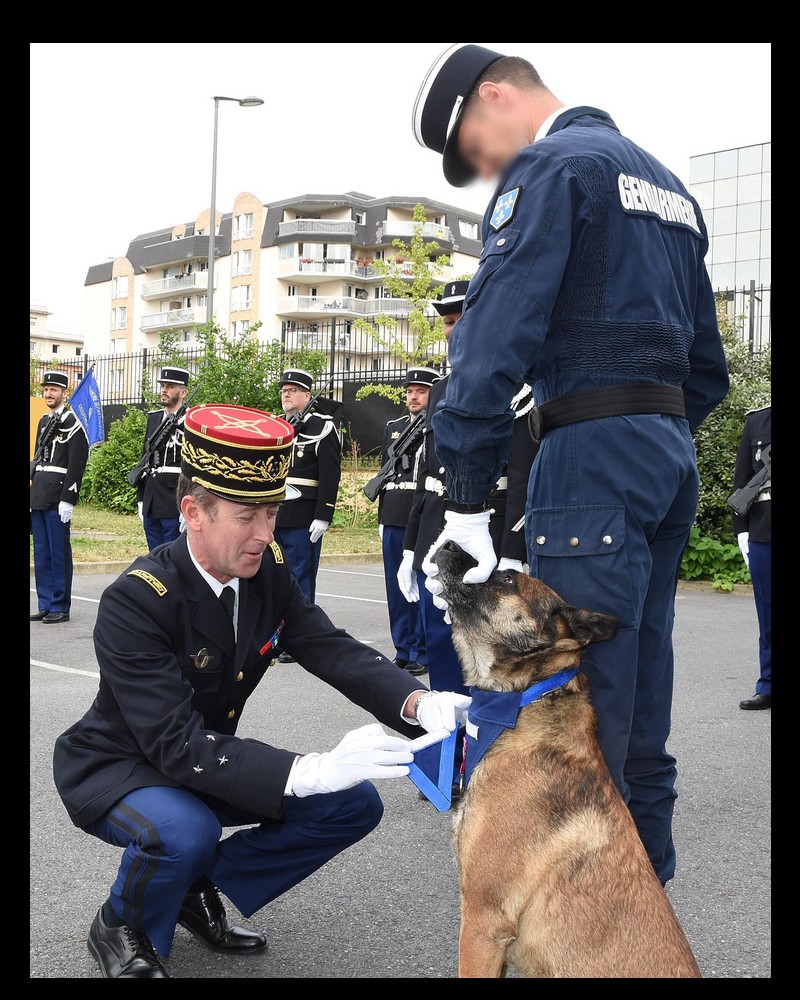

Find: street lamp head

[238,96,264,107]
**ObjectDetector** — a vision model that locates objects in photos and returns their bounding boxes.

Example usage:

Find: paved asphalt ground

[30,561,771,979]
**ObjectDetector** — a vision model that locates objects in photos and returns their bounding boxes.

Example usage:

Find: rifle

[30,411,62,479]
[363,412,426,503]
[727,443,771,517]
[127,386,198,487]
[286,376,335,429]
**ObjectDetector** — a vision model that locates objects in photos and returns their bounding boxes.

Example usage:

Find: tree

[354,203,455,406]
[692,298,771,544]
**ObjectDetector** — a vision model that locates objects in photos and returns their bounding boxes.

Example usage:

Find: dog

[433,540,702,979]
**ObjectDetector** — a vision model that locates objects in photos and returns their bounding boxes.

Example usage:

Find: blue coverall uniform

[432,107,730,884]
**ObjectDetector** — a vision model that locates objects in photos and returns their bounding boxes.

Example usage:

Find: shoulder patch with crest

[489,187,521,231]
[270,541,284,564]
[127,569,168,596]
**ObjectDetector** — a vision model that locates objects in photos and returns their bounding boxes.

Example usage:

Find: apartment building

[83,192,483,362]
[30,304,85,387]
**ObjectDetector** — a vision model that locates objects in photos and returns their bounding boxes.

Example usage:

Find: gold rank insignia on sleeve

[391,431,400,439]
[269,541,284,564]
[127,569,168,596]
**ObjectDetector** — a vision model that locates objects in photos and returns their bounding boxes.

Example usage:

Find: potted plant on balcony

[299,257,313,264]
[356,257,372,267]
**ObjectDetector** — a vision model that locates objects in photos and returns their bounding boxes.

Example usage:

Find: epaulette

[127,569,168,597]
[269,541,284,565]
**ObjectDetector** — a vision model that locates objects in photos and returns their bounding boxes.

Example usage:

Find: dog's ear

[559,607,619,646]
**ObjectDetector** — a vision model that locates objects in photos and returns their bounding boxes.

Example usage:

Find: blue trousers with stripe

[143,516,181,552]
[748,541,771,696]
[85,782,384,958]
[30,507,73,614]
[382,526,426,665]
[275,527,322,602]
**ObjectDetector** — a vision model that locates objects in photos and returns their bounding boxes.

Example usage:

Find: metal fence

[716,282,771,353]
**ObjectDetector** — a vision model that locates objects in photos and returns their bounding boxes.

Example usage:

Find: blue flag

[70,368,105,446]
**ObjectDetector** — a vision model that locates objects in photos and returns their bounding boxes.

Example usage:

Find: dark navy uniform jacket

[404,376,536,568]
[732,405,771,545]
[276,412,341,529]
[30,408,89,511]
[378,413,423,528]
[432,107,729,504]
[52,533,425,830]
[137,409,185,520]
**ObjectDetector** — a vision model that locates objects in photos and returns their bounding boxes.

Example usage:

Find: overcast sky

[30,42,771,333]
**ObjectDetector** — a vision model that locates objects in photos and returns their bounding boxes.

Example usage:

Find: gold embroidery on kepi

[127,569,168,596]
[182,404,298,504]
[270,541,284,564]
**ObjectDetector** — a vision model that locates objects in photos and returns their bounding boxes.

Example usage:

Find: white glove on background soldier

[309,519,330,544]
[397,549,419,602]
[379,523,384,541]
[414,690,472,732]
[58,501,74,524]
[422,509,497,608]
[137,501,144,521]
[737,531,750,568]
[289,723,413,797]
[497,557,525,573]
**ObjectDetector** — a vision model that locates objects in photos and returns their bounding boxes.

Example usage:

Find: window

[231,285,252,310]
[432,215,444,225]
[287,285,297,297]
[30,341,36,352]
[372,358,381,372]
[279,243,297,260]
[197,295,207,307]
[230,320,251,337]
[374,250,385,261]
[52,344,59,354]
[309,287,318,298]
[182,330,193,343]
[30,317,36,327]
[355,211,366,225]
[459,219,479,239]
[111,306,127,330]
[112,338,126,355]
[344,357,351,372]
[75,347,82,356]
[232,249,253,276]
[234,213,254,239]
[111,275,129,299]
[198,260,208,272]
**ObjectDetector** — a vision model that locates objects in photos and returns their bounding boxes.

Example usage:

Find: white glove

[415,691,472,733]
[397,549,419,602]
[289,723,413,797]
[58,501,74,524]
[309,519,330,544]
[179,512,187,533]
[137,501,144,521]
[422,509,497,602]
[737,531,750,568]
[379,523,384,541]
[497,557,524,573]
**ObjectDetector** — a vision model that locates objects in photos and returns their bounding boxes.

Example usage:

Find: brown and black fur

[434,540,702,979]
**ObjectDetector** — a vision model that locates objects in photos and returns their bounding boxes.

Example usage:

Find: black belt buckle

[528,407,544,442]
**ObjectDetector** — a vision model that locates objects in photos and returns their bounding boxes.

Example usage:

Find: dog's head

[433,541,618,690]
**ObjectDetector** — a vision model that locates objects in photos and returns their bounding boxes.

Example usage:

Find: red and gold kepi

[181,404,300,504]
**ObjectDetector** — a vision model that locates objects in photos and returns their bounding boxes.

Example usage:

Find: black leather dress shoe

[42,611,70,623]
[30,610,49,621]
[393,657,408,669]
[87,907,169,978]
[178,883,267,952]
[405,661,428,676]
[277,650,294,663]
[739,693,771,710]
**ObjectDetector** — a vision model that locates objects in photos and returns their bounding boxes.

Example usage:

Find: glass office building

[689,142,770,349]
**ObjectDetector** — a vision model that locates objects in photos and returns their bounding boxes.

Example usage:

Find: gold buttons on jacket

[569,537,580,547]
[236,671,244,683]
[227,709,236,719]
[536,535,546,545]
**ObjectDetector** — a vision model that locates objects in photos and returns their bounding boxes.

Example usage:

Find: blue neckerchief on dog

[407,725,463,812]
[464,668,580,787]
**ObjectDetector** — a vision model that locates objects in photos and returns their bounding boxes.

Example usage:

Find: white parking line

[30,588,100,605]
[316,592,387,606]
[31,659,99,679]
[318,567,384,579]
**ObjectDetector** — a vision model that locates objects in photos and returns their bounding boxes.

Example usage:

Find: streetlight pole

[206,95,264,328]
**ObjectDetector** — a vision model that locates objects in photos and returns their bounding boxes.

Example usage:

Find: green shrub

[81,407,147,514]
[680,526,751,592]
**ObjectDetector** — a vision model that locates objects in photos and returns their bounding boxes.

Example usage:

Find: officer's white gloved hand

[289,723,413,797]
[497,557,525,573]
[379,523,384,541]
[397,549,419,602]
[415,691,472,733]
[178,512,186,533]
[737,531,750,568]
[422,510,497,603]
[137,501,144,521]
[309,519,330,544]
[58,501,74,524]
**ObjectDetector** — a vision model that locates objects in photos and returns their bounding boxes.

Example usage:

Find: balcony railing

[276,295,432,317]
[140,307,207,331]
[379,221,452,242]
[278,258,383,280]
[141,273,210,298]
[231,265,254,277]
[278,219,358,237]
[232,227,254,241]
[230,300,253,312]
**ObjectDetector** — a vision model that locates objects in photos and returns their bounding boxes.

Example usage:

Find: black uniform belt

[528,385,686,442]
